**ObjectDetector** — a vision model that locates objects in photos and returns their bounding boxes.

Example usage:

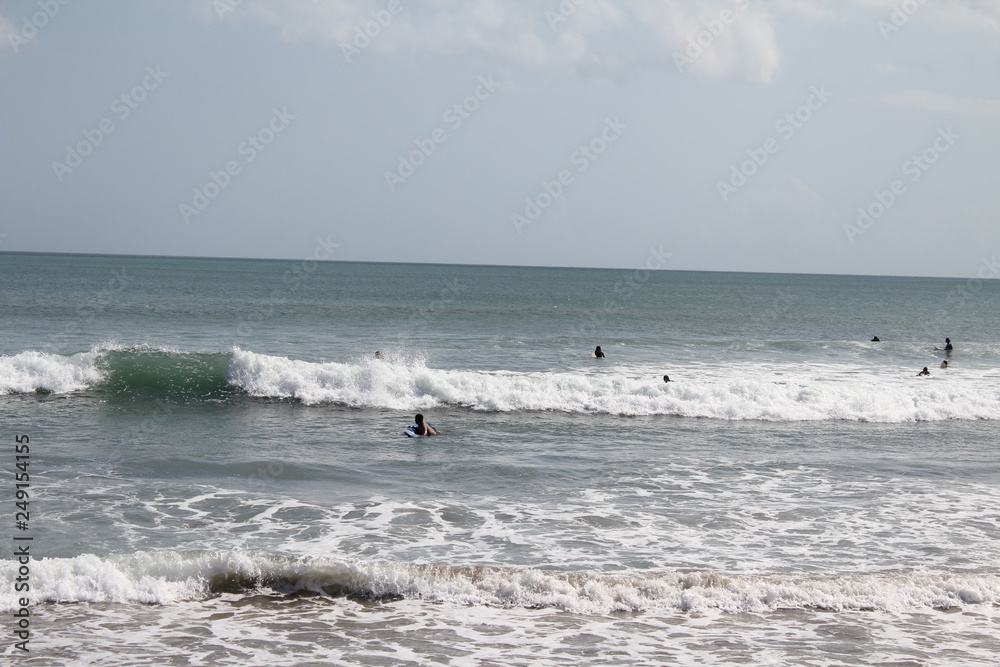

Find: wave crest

[4,550,997,615]
[3,346,999,422]
[0,349,104,394]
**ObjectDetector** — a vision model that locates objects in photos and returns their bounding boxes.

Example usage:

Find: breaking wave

[2,345,998,422]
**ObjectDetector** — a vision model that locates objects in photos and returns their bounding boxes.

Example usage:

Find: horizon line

[0,249,983,282]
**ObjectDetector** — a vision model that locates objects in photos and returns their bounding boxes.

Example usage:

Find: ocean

[2,252,1000,665]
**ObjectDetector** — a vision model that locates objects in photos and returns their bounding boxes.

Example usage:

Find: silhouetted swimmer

[940,360,949,369]
[412,413,437,436]
[944,338,953,354]
[663,375,671,383]
[593,346,605,358]
[917,367,931,377]
[871,336,881,342]
[375,350,385,360]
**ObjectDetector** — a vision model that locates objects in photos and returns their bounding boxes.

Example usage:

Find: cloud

[206,0,1000,84]
[876,90,1000,117]
[210,0,783,83]
[636,1,780,84]
[769,0,837,22]
[774,0,1000,33]
[934,0,1000,34]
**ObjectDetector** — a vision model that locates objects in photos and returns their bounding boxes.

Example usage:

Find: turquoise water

[2,252,1000,665]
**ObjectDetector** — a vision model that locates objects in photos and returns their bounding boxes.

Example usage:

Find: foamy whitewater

[2,253,1000,665]
[6,345,1000,421]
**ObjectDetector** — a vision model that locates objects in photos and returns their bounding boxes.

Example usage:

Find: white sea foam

[30,591,1000,667]
[228,349,430,409]
[4,346,998,422]
[229,349,1000,421]
[0,349,104,394]
[4,550,999,616]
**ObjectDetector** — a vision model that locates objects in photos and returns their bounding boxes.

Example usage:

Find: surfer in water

[412,414,437,436]
[663,374,671,383]
[871,336,881,342]
[593,346,605,358]
[944,338,953,354]
[940,360,949,369]
[917,367,931,377]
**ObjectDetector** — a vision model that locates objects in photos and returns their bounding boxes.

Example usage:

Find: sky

[0,0,998,278]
